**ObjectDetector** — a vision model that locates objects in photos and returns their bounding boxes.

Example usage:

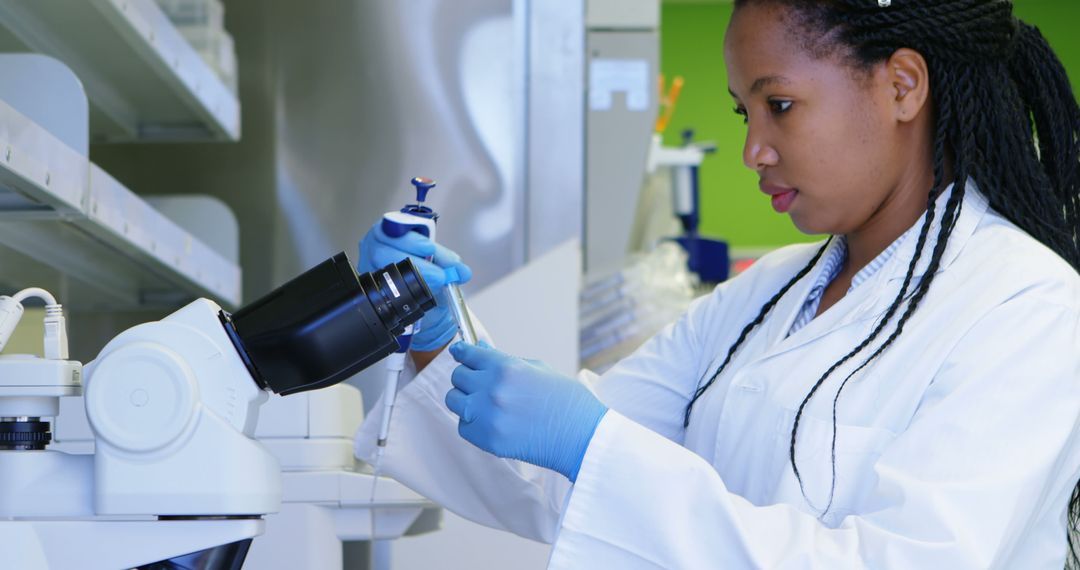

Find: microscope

[0,253,435,569]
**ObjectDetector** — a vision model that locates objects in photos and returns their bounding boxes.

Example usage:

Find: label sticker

[383,272,401,298]
[590,58,650,112]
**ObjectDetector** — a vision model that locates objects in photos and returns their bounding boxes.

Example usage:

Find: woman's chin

[788,212,830,236]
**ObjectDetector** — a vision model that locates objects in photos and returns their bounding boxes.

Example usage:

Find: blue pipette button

[411,177,436,203]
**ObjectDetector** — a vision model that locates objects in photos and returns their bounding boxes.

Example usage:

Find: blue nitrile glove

[359,221,473,351]
[445,341,608,482]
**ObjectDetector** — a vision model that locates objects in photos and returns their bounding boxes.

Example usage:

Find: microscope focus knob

[85,342,198,453]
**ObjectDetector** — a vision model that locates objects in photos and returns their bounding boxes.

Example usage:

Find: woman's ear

[887,48,930,122]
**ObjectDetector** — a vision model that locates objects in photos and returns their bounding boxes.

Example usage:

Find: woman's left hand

[446,342,608,482]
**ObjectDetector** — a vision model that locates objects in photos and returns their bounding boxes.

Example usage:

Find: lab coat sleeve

[587,289,722,443]
[549,297,1080,568]
[587,244,817,442]
[353,280,729,543]
[355,326,572,544]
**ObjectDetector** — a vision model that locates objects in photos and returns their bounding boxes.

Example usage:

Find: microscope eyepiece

[219,253,436,396]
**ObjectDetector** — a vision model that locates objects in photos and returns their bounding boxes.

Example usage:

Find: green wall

[660,0,1080,248]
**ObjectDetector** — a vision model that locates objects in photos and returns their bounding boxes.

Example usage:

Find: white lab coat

[356,186,1080,568]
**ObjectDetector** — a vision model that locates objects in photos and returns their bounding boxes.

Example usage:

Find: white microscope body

[87,299,279,516]
[0,300,272,569]
[0,254,438,569]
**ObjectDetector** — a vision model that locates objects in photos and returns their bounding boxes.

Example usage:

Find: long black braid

[681,0,1080,559]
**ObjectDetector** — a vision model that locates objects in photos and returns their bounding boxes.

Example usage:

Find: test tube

[446,283,478,345]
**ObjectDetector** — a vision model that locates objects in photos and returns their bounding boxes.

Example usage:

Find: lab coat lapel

[880,183,988,286]
[755,275,880,365]
[757,240,835,353]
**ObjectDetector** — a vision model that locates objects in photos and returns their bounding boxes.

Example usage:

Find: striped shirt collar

[788,225,916,337]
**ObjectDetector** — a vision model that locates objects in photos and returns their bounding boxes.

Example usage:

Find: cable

[13,287,58,306]
[0,288,67,359]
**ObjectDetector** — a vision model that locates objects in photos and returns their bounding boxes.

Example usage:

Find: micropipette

[373,177,438,454]
[371,177,476,533]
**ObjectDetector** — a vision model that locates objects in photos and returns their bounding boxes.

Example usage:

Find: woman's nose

[743,128,779,171]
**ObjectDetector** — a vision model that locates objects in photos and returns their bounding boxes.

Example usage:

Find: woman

[357,0,1080,567]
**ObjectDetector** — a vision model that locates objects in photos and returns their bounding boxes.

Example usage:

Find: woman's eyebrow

[729,75,792,98]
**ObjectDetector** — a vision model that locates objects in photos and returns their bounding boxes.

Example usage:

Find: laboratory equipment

[669,129,727,284]
[638,127,727,284]
[585,127,710,372]
[375,177,478,452]
[654,74,685,135]
[374,176,440,460]
[387,176,478,347]
[365,178,440,545]
[240,381,441,569]
[367,176,478,543]
[578,242,697,373]
[0,253,435,570]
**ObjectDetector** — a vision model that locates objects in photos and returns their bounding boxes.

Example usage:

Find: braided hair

[681,0,1080,559]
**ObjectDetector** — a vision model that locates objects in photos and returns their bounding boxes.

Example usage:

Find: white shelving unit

[0,56,241,310]
[0,0,240,142]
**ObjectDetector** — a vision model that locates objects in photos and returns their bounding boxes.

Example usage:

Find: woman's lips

[771,190,797,213]
[759,182,798,214]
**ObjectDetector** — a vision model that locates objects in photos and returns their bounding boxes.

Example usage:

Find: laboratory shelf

[280,470,442,540]
[0,0,240,142]
[0,96,241,310]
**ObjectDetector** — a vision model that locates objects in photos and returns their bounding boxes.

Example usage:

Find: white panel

[143,195,240,263]
[392,511,553,570]
[470,238,581,375]
[589,58,650,111]
[0,54,88,156]
[587,0,660,28]
[307,384,364,439]
[253,393,309,438]
[245,504,344,570]
[53,396,94,444]
[525,0,586,261]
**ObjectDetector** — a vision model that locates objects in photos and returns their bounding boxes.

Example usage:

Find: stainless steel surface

[86,0,586,362]
[269,0,524,292]
[523,0,586,261]
[93,0,526,304]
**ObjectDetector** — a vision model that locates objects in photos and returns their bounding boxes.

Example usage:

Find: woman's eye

[769,100,793,114]
[733,106,748,124]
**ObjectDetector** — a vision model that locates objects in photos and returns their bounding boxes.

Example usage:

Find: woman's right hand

[358,221,473,352]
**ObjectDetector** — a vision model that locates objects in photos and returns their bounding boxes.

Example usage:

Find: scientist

[356,0,1080,567]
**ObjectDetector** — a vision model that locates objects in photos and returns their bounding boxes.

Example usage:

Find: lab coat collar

[881,180,989,286]
[756,180,991,362]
